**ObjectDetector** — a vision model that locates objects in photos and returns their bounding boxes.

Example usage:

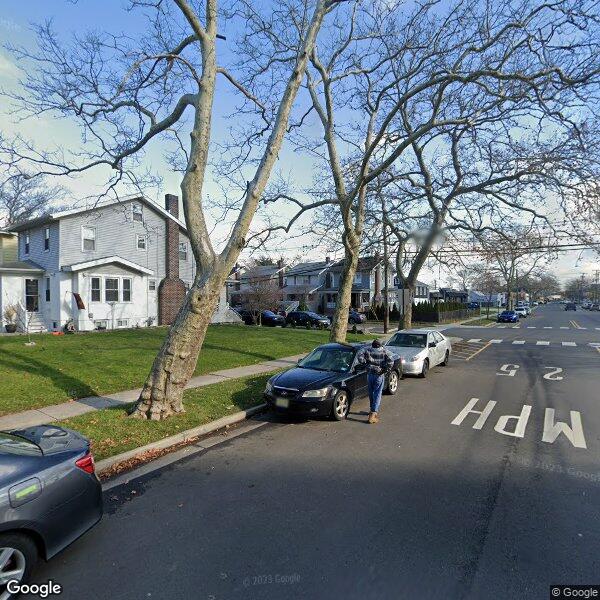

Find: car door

[435,332,448,362]
[349,352,369,398]
[428,333,442,366]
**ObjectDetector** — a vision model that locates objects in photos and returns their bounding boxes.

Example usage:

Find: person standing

[357,339,394,424]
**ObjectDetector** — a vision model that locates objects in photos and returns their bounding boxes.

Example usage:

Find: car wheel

[331,390,350,421]
[442,350,450,366]
[419,359,429,378]
[385,370,399,394]
[0,533,38,598]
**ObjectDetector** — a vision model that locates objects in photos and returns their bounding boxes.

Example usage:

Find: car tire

[442,350,450,366]
[419,359,429,378]
[0,532,38,597]
[331,390,350,421]
[385,370,400,394]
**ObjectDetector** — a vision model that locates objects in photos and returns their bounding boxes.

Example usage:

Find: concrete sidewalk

[0,354,306,431]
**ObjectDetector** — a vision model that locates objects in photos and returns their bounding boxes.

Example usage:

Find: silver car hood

[385,346,426,360]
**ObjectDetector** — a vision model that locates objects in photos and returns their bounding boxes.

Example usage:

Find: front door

[25,279,39,312]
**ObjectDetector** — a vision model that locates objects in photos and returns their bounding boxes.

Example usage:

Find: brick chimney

[158,194,187,325]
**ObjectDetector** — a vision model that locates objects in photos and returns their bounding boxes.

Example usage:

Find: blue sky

[0,2,597,285]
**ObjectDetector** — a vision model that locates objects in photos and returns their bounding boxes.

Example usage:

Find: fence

[417,308,480,323]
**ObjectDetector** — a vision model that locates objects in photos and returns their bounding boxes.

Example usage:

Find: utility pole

[595,270,599,303]
[580,273,586,303]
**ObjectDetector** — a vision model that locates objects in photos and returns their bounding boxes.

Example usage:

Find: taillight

[75,452,96,474]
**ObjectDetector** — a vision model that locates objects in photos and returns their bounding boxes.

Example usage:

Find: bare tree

[1,0,342,419]
[0,173,65,227]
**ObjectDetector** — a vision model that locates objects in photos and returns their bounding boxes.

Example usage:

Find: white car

[384,329,451,378]
[515,307,528,318]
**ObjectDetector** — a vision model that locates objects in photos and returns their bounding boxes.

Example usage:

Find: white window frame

[149,279,157,291]
[24,231,30,255]
[81,226,96,252]
[94,320,108,330]
[122,278,132,303]
[90,277,101,303]
[179,241,188,261]
[44,227,50,252]
[353,272,362,284]
[104,277,120,303]
[136,234,147,251]
[116,319,129,328]
[132,202,143,223]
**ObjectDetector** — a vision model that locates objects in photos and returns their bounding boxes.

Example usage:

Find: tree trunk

[329,249,359,342]
[399,286,414,330]
[130,273,224,420]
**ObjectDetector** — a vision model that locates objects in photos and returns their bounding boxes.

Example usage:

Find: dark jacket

[357,345,394,376]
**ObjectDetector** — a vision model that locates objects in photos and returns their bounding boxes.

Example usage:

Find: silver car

[384,329,451,378]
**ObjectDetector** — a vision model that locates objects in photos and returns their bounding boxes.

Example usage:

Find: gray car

[0,426,102,598]
[384,329,451,377]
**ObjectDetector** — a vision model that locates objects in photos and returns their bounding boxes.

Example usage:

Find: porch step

[27,313,47,333]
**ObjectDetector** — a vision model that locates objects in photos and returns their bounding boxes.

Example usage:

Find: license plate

[275,397,290,408]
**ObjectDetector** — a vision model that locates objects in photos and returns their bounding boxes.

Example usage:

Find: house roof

[61,256,154,275]
[8,194,187,233]
[285,261,332,277]
[0,259,45,274]
[239,264,285,281]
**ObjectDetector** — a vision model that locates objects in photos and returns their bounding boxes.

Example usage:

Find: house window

[122,278,132,302]
[116,319,129,328]
[82,226,96,251]
[24,232,30,254]
[132,203,143,222]
[105,278,119,302]
[354,273,362,284]
[94,320,108,330]
[149,279,156,291]
[45,277,51,302]
[136,234,147,250]
[91,277,101,302]
[179,242,188,261]
[44,227,50,251]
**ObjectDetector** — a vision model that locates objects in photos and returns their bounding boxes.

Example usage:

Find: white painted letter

[542,409,587,449]
[497,364,520,377]
[494,405,532,438]
[451,398,496,429]
[543,367,563,381]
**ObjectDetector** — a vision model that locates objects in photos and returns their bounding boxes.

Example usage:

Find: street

[32,303,600,599]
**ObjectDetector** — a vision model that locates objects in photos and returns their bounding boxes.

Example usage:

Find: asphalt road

[31,303,600,600]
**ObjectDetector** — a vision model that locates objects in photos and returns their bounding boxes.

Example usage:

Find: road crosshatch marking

[536,341,550,345]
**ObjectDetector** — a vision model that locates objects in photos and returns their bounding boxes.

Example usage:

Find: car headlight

[301,387,331,398]
[265,381,273,394]
[409,355,423,362]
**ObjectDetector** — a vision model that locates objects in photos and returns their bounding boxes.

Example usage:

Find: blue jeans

[367,371,384,413]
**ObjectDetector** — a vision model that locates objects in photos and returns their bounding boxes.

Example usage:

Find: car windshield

[298,347,355,372]
[306,312,323,319]
[263,311,276,317]
[386,333,427,348]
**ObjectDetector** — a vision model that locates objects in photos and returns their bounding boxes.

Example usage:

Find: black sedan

[0,426,102,596]
[497,310,519,323]
[260,310,286,326]
[264,343,402,420]
[285,311,330,329]
[348,310,366,324]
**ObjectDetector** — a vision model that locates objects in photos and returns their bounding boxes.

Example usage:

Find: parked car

[497,310,519,323]
[285,311,331,329]
[259,310,286,327]
[384,329,451,378]
[264,343,403,420]
[467,302,480,310]
[0,426,102,597]
[515,307,528,318]
[565,302,577,311]
[348,310,367,324]
[590,303,600,311]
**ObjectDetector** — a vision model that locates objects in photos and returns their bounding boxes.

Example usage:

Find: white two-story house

[2,194,239,332]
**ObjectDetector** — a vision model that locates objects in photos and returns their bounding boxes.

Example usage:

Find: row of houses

[229,257,469,316]
[0,194,241,333]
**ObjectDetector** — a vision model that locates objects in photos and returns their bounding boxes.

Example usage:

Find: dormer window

[132,202,143,222]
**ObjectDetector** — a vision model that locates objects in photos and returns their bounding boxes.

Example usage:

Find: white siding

[19,222,60,270]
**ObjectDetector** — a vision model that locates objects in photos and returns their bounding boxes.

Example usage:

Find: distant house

[4,194,239,332]
[394,279,430,314]
[229,260,286,308]
[430,287,468,303]
[281,255,393,314]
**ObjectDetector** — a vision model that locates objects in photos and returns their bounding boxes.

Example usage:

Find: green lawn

[0,325,367,415]
[57,373,271,461]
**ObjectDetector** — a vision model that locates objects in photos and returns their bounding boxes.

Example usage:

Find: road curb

[96,403,267,476]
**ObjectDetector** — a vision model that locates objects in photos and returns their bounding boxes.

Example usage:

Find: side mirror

[429,341,437,348]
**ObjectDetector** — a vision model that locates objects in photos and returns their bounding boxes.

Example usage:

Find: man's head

[372,339,382,348]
